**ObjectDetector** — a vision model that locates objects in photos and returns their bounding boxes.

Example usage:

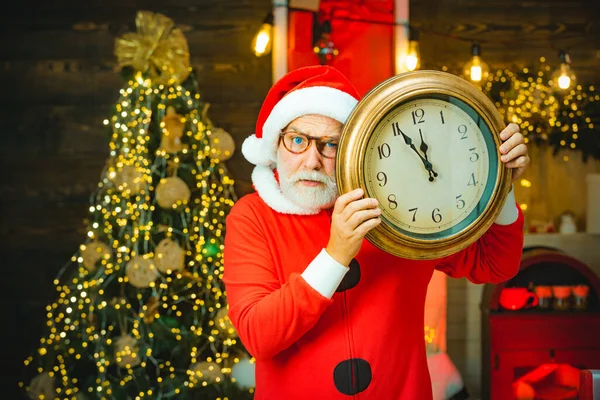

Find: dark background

[1,0,598,397]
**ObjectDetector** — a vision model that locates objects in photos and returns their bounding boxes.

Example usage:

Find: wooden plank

[0,58,271,106]
[0,4,270,60]
[418,38,600,84]
[0,100,263,157]
[1,156,106,196]
[1,204,88,246]
[0,21,267,61]
[4,0,266,16]
[409,0,600,84]
[1,152,252,218]
[1,1,270,28]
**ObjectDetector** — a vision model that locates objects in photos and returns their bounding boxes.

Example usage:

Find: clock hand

[418,129,439,180]
[396,127,438,181]
[418,128,429,159]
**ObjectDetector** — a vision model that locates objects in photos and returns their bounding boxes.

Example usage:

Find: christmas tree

[20,10,254,399]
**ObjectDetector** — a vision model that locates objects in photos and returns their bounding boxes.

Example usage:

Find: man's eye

[325,142,338,148]
[292,137,305,145]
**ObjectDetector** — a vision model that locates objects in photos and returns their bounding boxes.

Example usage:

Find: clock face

[364,94,499,241]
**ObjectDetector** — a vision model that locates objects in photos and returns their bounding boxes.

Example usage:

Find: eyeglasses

[279,131,339,159]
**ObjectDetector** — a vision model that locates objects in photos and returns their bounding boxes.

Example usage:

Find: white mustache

[287,170,335,185]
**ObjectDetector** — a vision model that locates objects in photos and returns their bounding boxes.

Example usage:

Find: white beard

[277,154,338,210]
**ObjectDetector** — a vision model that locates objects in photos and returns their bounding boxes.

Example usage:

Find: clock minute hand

[419,128,429,160]
[419,129,438,180]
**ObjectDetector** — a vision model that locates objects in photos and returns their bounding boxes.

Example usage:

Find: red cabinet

[481,248,600,399]
[483,313,600,399]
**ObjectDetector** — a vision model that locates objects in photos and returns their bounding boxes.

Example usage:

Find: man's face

[276,114,341,210]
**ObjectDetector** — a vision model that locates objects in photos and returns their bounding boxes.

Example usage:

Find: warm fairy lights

[482,57,599,161]
[424,326,435,345]
[20,75,254,399]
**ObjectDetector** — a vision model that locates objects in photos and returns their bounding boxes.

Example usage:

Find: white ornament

[113,165,146,195]
[114,334,141,368]
[231,357,256,389]
[80,241,111,272]
[154,238,185,273]
[155,176,191,209]
[559,211,577,234]
[28,372,54,400]
[209,127,236,161]
[125,256,159,288]
[427,352,464,400]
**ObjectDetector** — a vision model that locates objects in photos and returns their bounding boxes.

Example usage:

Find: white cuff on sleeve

[494,185,518,225]
[301,249,349,299]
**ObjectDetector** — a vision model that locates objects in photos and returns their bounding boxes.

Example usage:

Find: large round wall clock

[336,70,512,260]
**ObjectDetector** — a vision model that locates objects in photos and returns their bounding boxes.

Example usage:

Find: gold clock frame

[336,70,512,260]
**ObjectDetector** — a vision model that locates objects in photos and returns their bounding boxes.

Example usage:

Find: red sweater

[223,192,524,400]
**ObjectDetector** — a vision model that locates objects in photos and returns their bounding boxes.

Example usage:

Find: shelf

[488,310,600,318]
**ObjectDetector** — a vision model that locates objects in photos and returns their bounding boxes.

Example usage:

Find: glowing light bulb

[252,13,273,57]
[463,44,489,83]
[558,74,570,89]
[405,41,420,71]
[404,29,420,72]
[552,51,576,91]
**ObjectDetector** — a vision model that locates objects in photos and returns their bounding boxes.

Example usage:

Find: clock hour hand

[418,129,438,180]
[396,127,438,181]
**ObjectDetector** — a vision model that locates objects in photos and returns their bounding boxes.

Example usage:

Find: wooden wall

[411,0,600,85]
[1,0,599,397]
[0,0,270,395]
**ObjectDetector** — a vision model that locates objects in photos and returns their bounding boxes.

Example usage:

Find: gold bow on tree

[115,10,191,86]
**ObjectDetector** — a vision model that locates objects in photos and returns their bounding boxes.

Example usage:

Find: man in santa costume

[223,65,529,399]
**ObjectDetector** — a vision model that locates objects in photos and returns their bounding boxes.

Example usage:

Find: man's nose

[303,143,323,170]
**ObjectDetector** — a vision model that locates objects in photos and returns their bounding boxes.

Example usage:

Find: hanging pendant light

[252,12,274,57]
[404,28,420,71]
[463,43,489,83]
[552,50,576,90]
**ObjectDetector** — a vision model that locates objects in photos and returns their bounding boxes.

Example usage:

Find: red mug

[499,288,539,310]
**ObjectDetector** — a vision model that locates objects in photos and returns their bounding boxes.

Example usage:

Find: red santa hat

[242,65,360,166]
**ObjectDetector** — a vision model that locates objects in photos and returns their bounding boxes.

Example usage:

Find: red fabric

[288,4,394,97]
[254,65,359,138]
[223,193,524,399]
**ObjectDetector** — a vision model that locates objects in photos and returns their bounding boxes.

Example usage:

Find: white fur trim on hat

[241,134,264,166]
[251,165,321,215]
[242,86,358,167]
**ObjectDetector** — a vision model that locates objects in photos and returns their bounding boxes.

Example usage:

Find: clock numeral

[432,208,442,223]
[408,207,418,222]
[458,124,468,140]
[377,143,391,160]
[412,108,425,125]
[376,171,388,187]
[392,122,404,137]
[469,147,479,162]
[456,194,466,210]
[468,173,478,187]
[388,194,398,210]
[440,110,445,124]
